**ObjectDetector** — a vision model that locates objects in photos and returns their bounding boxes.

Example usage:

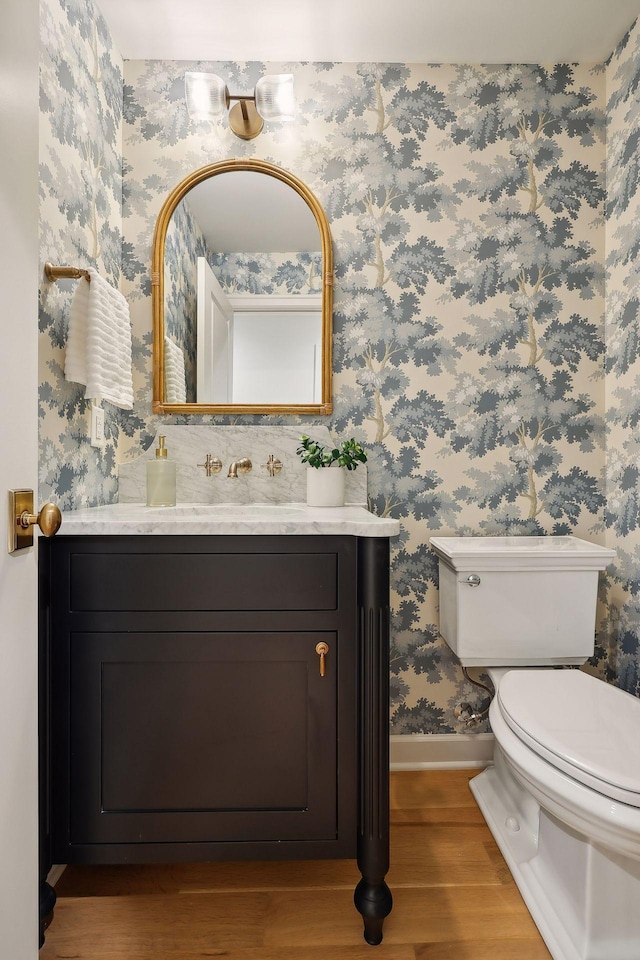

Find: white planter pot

[306,466,345,507]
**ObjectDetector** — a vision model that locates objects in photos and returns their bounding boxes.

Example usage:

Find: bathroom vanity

[39,503,398,945]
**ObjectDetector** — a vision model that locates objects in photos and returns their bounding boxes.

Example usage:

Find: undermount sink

[144,503,307,517]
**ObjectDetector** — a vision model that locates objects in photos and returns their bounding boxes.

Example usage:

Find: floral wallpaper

[211,250,323,295]
[40,0,635,733]
[604,18,640,697]
[121,59,606,731]
[39,0,149,507]
[165,196,210,401]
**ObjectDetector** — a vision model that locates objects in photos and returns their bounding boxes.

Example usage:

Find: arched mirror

[152,159,333,414]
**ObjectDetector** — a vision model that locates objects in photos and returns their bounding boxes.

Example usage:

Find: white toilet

[429,535,640,960]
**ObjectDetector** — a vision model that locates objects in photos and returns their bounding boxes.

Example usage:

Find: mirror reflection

[152,160,333,415]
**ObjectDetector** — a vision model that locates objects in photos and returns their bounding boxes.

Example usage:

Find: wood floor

[40,770,551,960]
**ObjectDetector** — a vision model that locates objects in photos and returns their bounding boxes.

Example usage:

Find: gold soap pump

[146,435,176,507]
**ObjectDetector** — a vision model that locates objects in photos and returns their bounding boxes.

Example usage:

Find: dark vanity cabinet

[39,534,392,944]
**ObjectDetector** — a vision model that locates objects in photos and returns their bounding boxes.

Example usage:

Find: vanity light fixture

[185,72,295,140]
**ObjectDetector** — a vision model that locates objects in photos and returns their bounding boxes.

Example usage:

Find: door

[0,0,40,955]
[232,309,321,404]
[196,257,233,403]
[68,631,339,846]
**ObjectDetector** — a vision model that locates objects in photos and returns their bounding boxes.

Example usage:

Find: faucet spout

[227,457,252,478]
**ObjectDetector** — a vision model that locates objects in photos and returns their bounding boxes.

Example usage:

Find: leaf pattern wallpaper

[164,197,211,402]
[37,0,640,732]
[605,20,640,698]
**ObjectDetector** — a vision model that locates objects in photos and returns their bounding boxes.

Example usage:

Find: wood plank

[388,825,505,887]
[390,770,481,808]
[264,884,542,947]
[415,938,551,960]
[390,770,485,825]
[39,892,268,959]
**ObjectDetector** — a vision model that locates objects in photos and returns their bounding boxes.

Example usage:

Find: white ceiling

[186,173,320,252]
[99,0,639,64]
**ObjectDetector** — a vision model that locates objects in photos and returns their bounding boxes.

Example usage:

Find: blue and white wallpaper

[211,251,323,296]
[605,18,640,698]
[164,197,210,401]
[121,59,606,731]
[39,0,149,505]
[38,0,640,730]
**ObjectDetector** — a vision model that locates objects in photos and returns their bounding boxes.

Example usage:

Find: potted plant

[296,435,367,507]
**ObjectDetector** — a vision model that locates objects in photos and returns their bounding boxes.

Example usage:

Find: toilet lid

[497,669,640,807]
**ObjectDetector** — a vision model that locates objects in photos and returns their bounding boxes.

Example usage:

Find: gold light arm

[228,100,263,140]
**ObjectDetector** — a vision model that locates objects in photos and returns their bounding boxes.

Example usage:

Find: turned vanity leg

[355,537,393,945]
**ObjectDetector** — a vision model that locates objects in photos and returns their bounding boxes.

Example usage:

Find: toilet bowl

[428,536,640,960]
[475,668,640,960]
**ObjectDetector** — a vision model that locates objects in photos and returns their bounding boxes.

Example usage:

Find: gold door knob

[315,641,329,677]
[9,489,62,553]
[19,502,62,537]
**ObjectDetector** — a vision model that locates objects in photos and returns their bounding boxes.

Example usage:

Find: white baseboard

[390,732,494,770]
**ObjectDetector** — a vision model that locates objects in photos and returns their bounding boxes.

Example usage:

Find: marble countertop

[56,502,400,538]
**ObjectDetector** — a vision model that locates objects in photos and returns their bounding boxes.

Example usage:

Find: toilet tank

[428,536,615,667]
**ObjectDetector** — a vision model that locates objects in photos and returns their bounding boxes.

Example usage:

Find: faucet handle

[197,454,223,477]
[262,454,283,478]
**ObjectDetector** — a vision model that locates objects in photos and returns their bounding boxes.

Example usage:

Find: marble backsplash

[118,426,368,506]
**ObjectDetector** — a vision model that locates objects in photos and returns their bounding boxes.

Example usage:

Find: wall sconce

[185,72,296,140]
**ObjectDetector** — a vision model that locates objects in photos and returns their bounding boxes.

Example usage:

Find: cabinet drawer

[69,550,337,612]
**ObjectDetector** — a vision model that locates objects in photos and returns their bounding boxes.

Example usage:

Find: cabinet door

[69,631,338,845]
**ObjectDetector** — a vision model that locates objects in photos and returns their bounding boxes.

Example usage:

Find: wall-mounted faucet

[228,457,252,478]
[197,454,223,477]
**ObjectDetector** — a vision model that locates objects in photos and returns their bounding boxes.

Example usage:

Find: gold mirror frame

[151,158,333,415]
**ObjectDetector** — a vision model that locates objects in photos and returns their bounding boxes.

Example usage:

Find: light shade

[185,72,229,121]
[255,74,296,122]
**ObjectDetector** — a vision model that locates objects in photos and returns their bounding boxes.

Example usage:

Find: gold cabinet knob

[20,502,62,537]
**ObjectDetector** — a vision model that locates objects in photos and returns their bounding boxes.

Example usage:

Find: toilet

[429,535,640,960]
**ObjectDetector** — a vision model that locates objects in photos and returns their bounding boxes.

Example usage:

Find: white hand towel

[64,268,134,410]
[163,336,187,404]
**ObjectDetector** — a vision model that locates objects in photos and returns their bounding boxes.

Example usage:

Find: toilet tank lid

[429,536,615,572]
[497,669,640,806]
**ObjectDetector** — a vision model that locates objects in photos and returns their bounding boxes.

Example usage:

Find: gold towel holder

[44,262,91,282]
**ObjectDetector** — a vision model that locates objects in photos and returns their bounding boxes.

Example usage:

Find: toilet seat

[496,669,640,808]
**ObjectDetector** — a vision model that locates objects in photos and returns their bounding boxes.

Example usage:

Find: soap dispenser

[146,435,176,506]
